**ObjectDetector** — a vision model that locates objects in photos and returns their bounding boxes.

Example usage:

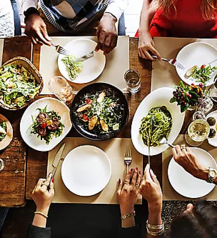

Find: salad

[185,64,217,83]
[0,63,40,108]
[139,106,172,147]
[29,106,64,144]
[62,55,83,80]
[76,90,123,133]
[0,120,7,142]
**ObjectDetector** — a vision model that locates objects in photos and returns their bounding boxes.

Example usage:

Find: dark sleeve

[118,226,139,238]
[26,225,51,238]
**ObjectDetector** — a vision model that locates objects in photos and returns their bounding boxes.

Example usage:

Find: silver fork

[152,55,185,70]
[124,148,132,174]
[51,42,71,55]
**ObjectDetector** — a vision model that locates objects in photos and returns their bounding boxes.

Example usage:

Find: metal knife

[74,50,95,63]
[50,143,66,180]
[148,138,151,170]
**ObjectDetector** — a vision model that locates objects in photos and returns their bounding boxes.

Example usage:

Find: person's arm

[172,145,217,184]
[26,174,54,238]
[138,0,161,60]
[139,165,164,238]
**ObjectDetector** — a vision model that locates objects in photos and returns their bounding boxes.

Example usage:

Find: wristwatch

[207,167,217,183]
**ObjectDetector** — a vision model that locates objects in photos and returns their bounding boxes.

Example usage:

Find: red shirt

[136,0,217,38]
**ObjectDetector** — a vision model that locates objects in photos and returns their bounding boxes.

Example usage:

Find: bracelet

[24,7,40,22]
[34,211,48,219]
[146,220,164,236]
[146,228,164,236]
[146,220,164,230]
[121,211,136,220]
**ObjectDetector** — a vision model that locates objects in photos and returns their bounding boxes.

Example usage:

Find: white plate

[61,145,111,196]
[20,98,72,152]
[131,87,185,156]
[58,39,106,84]
[168,147,216,198]
[176,42,217,86]
[206,110,217,147]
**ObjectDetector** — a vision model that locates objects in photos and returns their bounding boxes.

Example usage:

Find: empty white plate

[58,38,106,84]
[20,98,72,152]
[168,147,217,198]
[131,87,185,156]
[61,145,111,196]
[176,42,217,86]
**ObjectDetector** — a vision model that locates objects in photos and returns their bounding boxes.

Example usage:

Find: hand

[139,164,162,213]
[96,13,118,54]
[24,13,51,46]
[172,145,208,181]
[138,31,161,60]
[117,168,142,215]
[32,173,54,215]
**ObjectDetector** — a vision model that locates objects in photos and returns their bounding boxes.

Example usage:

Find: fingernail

[139,171,141,175]
[130,168,133,171]
[52,177,54,183]
[118,178,121,183]
[136,167,138,171]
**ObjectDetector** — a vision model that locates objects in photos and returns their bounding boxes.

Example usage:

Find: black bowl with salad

[71,83,129,140]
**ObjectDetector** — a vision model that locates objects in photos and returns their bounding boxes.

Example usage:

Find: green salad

[62,55,83,80]
[0,64,40,108]
[0,121,7,142]
[76,90,123,133]
[139,106,172,147]
[29,106,64,144]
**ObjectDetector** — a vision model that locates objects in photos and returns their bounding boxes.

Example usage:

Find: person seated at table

[25,173,54,238]
[21,0,128,54]
[137,0,217,60]
[117,145,217,238]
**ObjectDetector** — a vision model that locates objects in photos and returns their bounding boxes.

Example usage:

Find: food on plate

[170,81,205,112]
[76,90,123,133]
[139,106,172,147]
[207,117,216,126]
[184,64,217,83]
[0,63,40,108]
[208,128,216,138]
[0,120,7,142]
[29,106,64,144]
[62,55,83,80]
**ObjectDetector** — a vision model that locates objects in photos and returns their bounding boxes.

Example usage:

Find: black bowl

[70,83,129,140]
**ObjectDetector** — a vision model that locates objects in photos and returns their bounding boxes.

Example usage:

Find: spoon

[159,138,175,148]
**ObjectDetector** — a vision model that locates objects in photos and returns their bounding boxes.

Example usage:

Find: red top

[135,0,217,38]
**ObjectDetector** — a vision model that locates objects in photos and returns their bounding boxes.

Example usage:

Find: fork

[51,42,71,55]
[124,148,132,174]
[152,55,185,70]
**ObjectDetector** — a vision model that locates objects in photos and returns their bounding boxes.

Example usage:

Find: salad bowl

[0,56,43,110]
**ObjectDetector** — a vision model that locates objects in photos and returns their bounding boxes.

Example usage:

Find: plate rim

[20,97,72,152]
[58,38,106,84]
[167,147,216,198]
[61,144,112,196]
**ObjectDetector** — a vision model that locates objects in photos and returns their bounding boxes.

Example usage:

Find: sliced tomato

[201,64,206,69]
[86,99,92,104]
[40,122,47,129]
[82,114,89,122]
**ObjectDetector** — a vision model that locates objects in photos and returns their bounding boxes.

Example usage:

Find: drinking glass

[196,96,213,114]
[48,76,74,105]
[208,76,217,102]
[185,119,210,146]
[124,69,141,93]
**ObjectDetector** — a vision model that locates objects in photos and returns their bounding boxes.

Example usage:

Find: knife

[49,143,66,183]
[148,138,151,171]
[74,50,95,63]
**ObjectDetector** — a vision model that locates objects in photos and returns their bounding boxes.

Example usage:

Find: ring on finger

[181,144,186,150]
[124,184,128,191]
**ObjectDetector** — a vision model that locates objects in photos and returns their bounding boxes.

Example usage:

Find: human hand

[32,173,54,215]
[117,168,142,215]
[95,13,118,54]
[138,31,161,60]
[139,164,162,213]
[24,13,51,46]
[172,145,208,181]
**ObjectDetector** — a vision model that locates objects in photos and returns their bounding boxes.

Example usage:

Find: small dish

[0,114,13,150]
[20,97,72,152]
[206,110,217,147]
[61,145,111,196]
[58,38,106,84]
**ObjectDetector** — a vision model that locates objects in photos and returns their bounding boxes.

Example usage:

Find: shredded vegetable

[139,106,172,147]
[62,55,83,80]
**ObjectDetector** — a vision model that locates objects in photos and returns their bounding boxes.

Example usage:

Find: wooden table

[0,36,184,207]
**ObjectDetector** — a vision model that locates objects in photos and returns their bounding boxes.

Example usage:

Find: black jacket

[26,225,138,238]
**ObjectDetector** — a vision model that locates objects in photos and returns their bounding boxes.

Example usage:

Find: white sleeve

[105,0,130,20]
[18,0,38,12]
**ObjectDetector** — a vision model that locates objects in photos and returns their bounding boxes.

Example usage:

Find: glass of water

[124,69,141,93]
[48,76,74,105]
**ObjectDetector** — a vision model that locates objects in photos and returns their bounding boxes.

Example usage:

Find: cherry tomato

[82,115,89,122]
[40,122,47,129]
[201,64,206,69]
[86,99,92,104]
